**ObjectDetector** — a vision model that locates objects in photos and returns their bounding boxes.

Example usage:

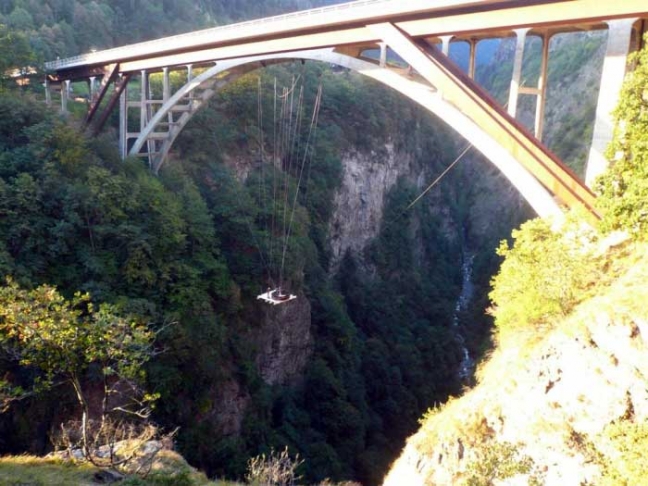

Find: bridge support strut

[370,22,597,218]
[586,18,638,187]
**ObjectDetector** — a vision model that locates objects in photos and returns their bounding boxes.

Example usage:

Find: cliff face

[197,293,312,437]
[328,144,416,271]
[383,243,648,486]
[254,293,313,386]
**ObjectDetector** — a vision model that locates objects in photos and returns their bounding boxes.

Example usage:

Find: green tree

[0,24,34,90]
[0,280,156,467]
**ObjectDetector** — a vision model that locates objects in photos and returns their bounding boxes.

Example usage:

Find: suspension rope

[405,143,472,212]
[270,78,278,279]
[382,97,513,227]
[384,143,473,229]
[280,84,322,286]
[257,76,275,286]
[279,82,294,284]
[248,72,322,291]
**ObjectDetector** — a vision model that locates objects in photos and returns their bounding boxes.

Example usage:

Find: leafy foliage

[463,441,535,486]
[0,278,156,467]
[598,420,648,485]
[0,0,515,483]
[489,216,598,340]
[596,35,648,238]
[0,280,152,394]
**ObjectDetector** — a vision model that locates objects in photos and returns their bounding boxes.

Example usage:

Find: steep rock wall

[254,293,313,386]
[328,144,416,271]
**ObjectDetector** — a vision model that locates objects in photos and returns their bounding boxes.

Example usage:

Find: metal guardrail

[45,0,399,71]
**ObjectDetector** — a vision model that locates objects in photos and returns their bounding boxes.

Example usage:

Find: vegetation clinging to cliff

[489,215,599,343]
[596,34,648,238]
[492,35,648,344]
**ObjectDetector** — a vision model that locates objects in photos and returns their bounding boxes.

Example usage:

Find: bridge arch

[131,49,563,218]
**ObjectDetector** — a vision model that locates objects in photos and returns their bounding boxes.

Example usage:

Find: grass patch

[0,454,238,486]
[0,455,99,485]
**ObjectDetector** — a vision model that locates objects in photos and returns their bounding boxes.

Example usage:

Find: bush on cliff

[596,34,648,239]
[488,216,598,341]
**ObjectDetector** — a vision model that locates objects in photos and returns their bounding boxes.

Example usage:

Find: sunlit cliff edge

[383,238,648,485]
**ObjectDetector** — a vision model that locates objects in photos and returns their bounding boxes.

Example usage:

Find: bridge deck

[46,0,647,76]
[42,0,648,219]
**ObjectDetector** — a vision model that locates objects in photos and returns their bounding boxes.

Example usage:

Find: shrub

[463,440,535,486]
[598,420,648,485]
[245,447,303,486]
[489,216,597,339]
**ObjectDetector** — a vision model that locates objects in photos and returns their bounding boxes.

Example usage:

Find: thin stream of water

[453,252,475,381]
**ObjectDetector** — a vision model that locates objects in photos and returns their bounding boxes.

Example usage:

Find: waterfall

[453,251,475,381]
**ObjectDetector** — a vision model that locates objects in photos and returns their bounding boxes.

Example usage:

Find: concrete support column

[379,42,387,67]
[44,78,51,106]
[439,35,453,56]
[585,18,637,187]
[61,79,70,114]
[187,64,193,82]
[162,66,173,127]
[468,39,477,79]
[162,67,170,102]
[140,70,148,132]
[535,33,550,140]
[508,28,530,118]
[89,76,97,99]
[119,75,128,159]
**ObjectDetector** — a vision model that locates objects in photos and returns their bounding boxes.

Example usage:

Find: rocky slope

[383,242,648,486]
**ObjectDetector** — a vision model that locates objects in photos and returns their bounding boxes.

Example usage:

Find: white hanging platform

[257,289,297,305]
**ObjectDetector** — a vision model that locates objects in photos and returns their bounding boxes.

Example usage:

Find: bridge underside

[115,48,568,219]
[44,0,648,220]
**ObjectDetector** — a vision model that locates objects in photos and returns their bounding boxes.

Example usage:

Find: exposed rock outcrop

[255,292,313,386]
[328,144,416,271]
[203,295,312,437]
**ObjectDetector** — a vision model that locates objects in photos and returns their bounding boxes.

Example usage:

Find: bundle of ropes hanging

[252,74,323,305]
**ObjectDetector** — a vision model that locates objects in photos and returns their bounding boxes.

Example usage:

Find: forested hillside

[0,0,336,63]
[0,1,608,485]
[0,2,471,484]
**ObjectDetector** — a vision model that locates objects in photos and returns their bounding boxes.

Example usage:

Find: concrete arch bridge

[44,0,648,220]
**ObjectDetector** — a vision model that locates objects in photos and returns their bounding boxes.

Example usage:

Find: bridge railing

[44,0,400,71]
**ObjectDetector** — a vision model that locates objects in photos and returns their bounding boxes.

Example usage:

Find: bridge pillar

[44,78,51,106]
[61,79,70,114]
[585,18,637,187]
[508,28,531,119]
[379,42,387,67]
[534,33,550,140]
[187,64,193,82]
[162,66,175,132]
[140,70,149,133]
[468,38,477,79]
[119,75,128,159]
[89,76,97,99]
[162,67,170,101]
[439,35,453,56]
